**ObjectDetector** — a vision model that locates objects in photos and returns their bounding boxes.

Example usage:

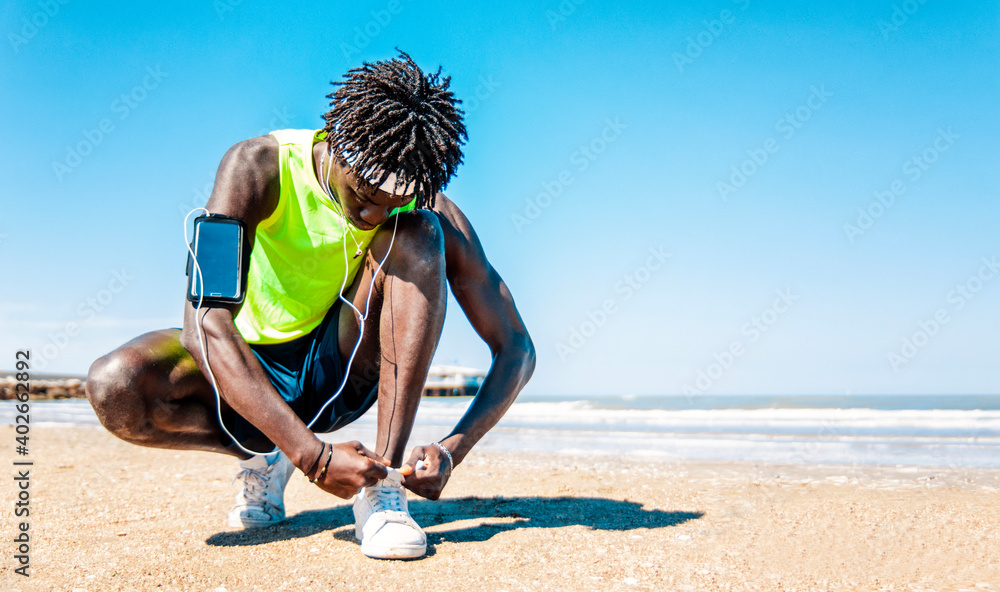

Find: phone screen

[188,217,244,302]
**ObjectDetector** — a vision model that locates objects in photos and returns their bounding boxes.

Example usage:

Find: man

[85,51,535,560]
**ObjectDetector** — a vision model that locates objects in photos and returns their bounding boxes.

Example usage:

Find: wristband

[320,443,334,477]
[310,444,333,484]
[304,442,325,478]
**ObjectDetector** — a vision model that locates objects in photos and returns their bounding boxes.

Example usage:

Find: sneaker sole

[359,540,427,560]
[228,514,286,529]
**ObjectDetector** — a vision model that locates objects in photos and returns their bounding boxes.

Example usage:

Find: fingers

[311,472,359,500]
[310,440,454,499]
[405,446,426,465]
[354,442,390,465]
[310,441,390,498]
[348,442,388,484]
[401,446,429,481]
[401,446,426,476]
[364,459,388,483]
[399,443,451,500]
[318,483,356,500]
[403,473,448,501]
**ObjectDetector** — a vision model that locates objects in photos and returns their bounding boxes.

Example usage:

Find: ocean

[4,394,999,468]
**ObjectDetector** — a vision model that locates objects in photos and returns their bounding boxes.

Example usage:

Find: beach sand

[2,425,999,592]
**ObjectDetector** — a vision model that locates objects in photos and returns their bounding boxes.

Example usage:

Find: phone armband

[186,213,247,304]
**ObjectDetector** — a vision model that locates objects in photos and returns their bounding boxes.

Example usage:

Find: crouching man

[85,51,535,560]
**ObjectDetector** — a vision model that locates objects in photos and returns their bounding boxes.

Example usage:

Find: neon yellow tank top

[234,129,415,345]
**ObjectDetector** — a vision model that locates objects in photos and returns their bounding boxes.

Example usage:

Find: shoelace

[233,467,271,506]
[367,481,407,514]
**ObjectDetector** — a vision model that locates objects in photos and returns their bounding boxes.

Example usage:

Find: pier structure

[2,366,489,400]
[422,365,485,397]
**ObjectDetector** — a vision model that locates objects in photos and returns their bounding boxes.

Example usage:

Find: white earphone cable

[185,207,275,457]
[183,147,399,457]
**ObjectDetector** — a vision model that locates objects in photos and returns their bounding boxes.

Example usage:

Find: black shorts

[220,300,378,449]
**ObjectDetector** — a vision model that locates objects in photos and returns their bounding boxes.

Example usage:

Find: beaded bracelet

[309,444,333,484]
[304,442,325,479]
[319,443,334,478]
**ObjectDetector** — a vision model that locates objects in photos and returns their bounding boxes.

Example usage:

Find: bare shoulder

[429,192,490,276]
[430,192,476,240]
[207,134,280,225]
[429,191,459,216]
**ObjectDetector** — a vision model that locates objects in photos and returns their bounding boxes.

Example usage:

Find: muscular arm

[179,136,321,469]
[431,194,536,465]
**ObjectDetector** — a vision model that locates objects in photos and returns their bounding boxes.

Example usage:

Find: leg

[86,329,251,458]
[88,330,298,529]
[337,210,447,467]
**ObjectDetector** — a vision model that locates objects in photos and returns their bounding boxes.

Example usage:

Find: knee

[86,350,151,440]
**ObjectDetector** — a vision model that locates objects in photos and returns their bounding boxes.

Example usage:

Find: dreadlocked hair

[323,50,467,209]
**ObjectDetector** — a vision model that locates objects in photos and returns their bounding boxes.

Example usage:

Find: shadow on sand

[205,496,702,549]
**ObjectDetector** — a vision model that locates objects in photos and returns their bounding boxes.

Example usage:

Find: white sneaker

[353,468,427,559]
[227,451,295,528]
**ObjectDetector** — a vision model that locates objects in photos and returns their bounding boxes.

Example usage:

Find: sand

[2,425,999,592]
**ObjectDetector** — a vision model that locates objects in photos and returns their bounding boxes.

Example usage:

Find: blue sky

[1,0,997,395]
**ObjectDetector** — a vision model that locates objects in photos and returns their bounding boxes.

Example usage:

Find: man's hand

[400,443,452,500]
[311,441,389,499]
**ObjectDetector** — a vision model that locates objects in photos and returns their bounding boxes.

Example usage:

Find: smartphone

[186,214,246,304]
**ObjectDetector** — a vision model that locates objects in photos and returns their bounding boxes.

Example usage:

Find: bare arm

[179,136,317,464]
[410,194,535,475]
[179,136,386,494]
